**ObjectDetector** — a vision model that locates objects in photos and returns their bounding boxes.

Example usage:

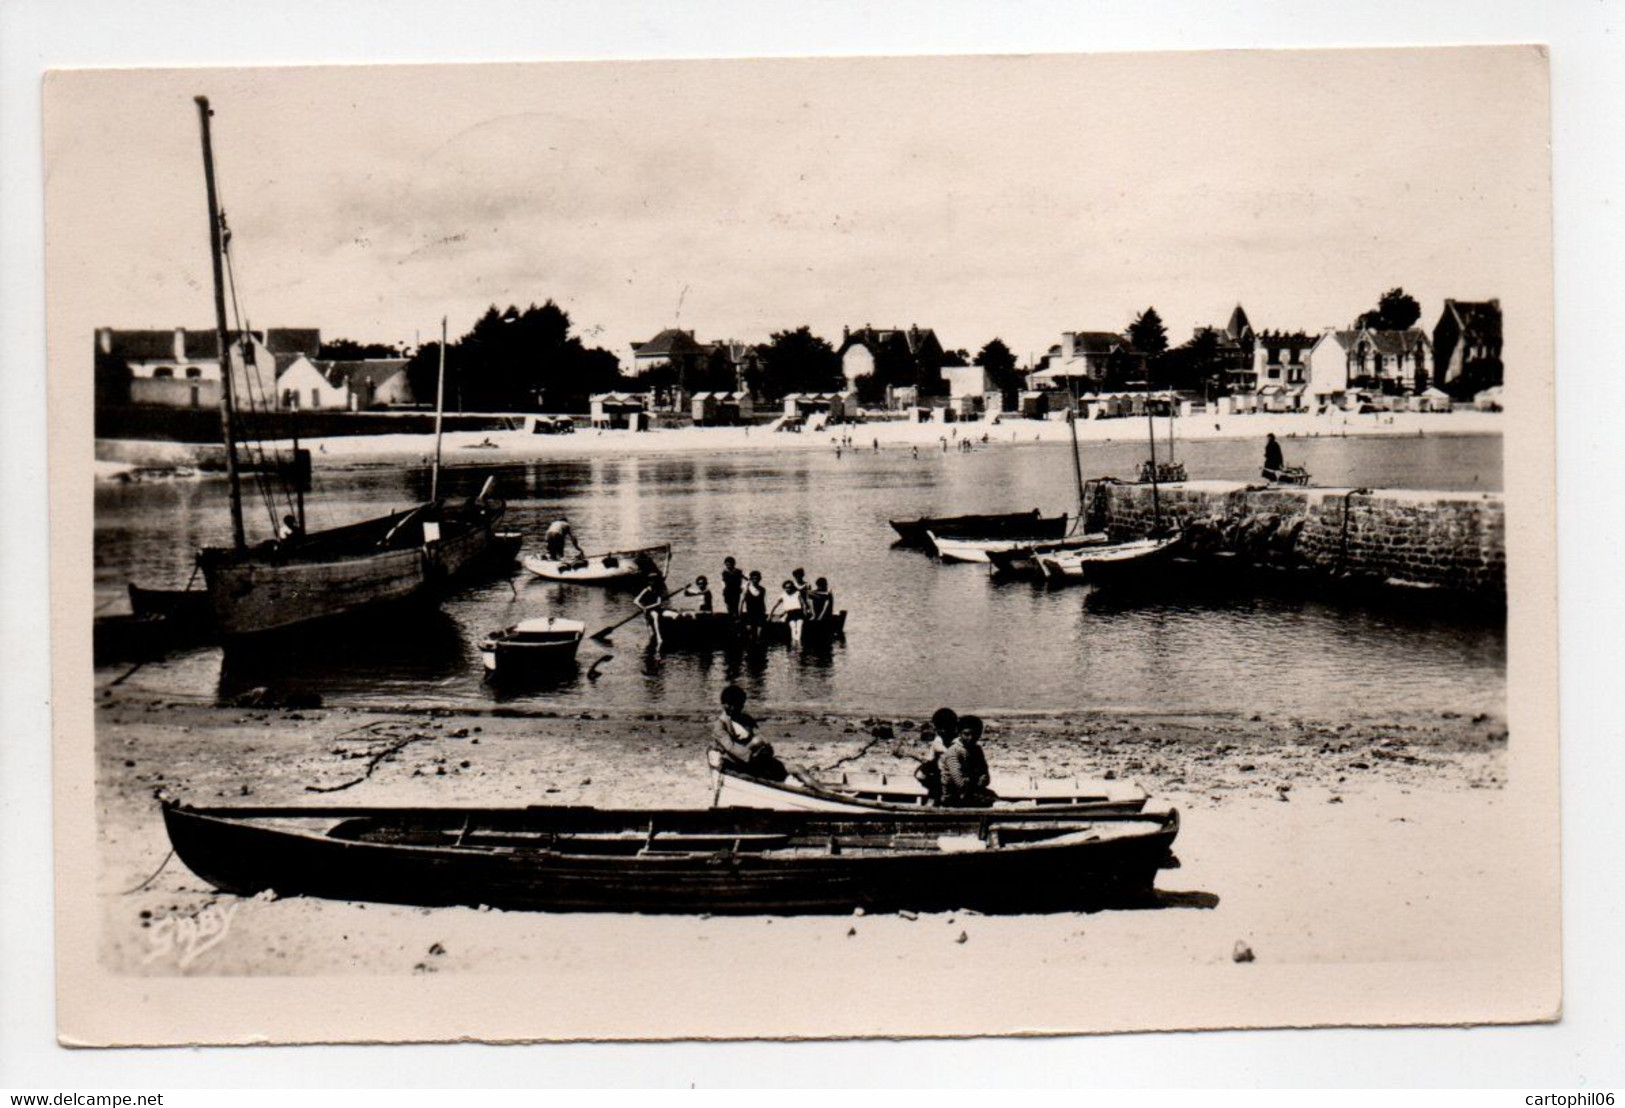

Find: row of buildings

[95,297,1504,422]
[95,326,411,413]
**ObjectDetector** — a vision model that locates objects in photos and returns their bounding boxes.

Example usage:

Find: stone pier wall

[1083,479,1506,596]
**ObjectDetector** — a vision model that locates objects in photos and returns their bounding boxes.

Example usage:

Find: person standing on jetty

[1264,433,1285,474]
[742,570,768,640]
[720,557,744,617]
[711,685,789,783]
[545,517,584,561]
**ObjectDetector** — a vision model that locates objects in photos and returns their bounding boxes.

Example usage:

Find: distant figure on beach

[678,574,713,612]
[1263,433,1285,473]
[545,517,584,560]
[711,685,789,783]
[941,715,996,808]
[720,556,744,617]
[873,438,879,451]
[770,580,804,647]
[912,445,919,459]
[742,570,768,639]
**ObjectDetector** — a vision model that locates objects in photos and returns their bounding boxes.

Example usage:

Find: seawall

[1082,479,1505,597]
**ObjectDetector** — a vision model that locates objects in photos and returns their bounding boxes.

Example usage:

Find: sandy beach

[94,408,1504,475]
[97,693,1511,1030]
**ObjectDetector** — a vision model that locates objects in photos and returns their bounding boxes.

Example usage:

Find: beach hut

[590,392,648,431]
[1416,387,1453,413]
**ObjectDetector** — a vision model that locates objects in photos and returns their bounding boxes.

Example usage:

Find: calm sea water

[95,432,1504,718]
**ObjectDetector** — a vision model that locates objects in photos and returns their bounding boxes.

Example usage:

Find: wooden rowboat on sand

[707,751,1150,816]
[159,798,1181,914]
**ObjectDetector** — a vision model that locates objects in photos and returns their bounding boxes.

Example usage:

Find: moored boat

[159,798,1181,914]
[479,617,586,679]
[708,751,1150,816]
[929,530,1108,565]
[890,510,1066,546]
[521,543,672,585]
[1035,534,1183,584]
[188,98,506,641]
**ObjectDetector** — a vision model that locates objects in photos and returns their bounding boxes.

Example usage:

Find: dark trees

[759,327,844,401]
[1127,307,1169,358]
[1357,287,1422,331]
[975,338,1022,407]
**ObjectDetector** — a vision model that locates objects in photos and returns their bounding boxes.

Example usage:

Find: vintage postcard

[48,47,1557,1044]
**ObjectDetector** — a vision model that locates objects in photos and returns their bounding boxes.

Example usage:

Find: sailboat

[191,97,504,639]
[1034,395,1182,584]
[939,409,1110,570]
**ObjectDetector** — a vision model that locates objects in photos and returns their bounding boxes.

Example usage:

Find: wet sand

[98,694,1510,1004]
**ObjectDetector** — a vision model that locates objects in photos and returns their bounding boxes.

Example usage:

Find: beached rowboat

[522,544,672,585]
[479,617,586,679]
[1035,534,1183,583]
[159,799,1180,914]
[890,510,1067,546]
[928,530,1109,565]
[707,751,1150,816]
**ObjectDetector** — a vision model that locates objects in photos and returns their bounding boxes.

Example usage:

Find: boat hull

[890,510,1065,546]
[930,531,1108,565]
[201,502,503,639]
[1036,535,1183,583]
[162,802,1179,915]
[521,544,671,585]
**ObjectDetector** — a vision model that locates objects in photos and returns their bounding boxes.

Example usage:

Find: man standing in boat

[711,684,789,782]
[545,517,584,561]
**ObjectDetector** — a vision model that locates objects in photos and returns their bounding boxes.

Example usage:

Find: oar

[589,579,694,642]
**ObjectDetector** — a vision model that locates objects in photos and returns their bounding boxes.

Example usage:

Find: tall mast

[1167,394,1176,464]
[1146,397,1162,530]
[195,96,246,552]
[431,315,447,502]
[1067,407,1086,529]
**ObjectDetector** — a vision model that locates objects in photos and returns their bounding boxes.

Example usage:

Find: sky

[45,48,1551,365]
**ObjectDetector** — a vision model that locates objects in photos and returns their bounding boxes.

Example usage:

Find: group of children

[710,688,997,809]
[637,559,837,648]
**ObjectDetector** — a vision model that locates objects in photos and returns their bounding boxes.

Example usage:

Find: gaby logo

[141,900,239,969]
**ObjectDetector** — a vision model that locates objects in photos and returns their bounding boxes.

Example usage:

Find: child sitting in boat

[711,685,789,783]
[941,715,997,808]
[677,575,714,612]
[914,707,958,804]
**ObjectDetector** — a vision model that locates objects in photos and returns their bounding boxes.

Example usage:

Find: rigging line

[220,229,294,534]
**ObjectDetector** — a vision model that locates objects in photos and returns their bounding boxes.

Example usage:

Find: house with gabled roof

[1432,298,1502,397]
[835,324,949,400]
[1344,326,1431,393]
[97,325,300,409]
[1029,330,1145,397]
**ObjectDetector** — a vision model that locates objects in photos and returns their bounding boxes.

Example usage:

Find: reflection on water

[95,433,1505,717]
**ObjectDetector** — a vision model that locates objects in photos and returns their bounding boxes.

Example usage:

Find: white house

[276,355,349,411]
[98,325,322,410]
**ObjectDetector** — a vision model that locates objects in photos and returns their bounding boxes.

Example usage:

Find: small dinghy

[159,798,1181,914]
[522,544,671,586]
[928,530,1108,565]
[479,617,586,679]
[1035,534,1183,584]
[708,751,1150,816]
[1261,466,1311,486]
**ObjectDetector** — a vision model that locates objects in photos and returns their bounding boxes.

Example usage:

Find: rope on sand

[305,732,432,794]
[120,849,174,895]
[812,730,897,773]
